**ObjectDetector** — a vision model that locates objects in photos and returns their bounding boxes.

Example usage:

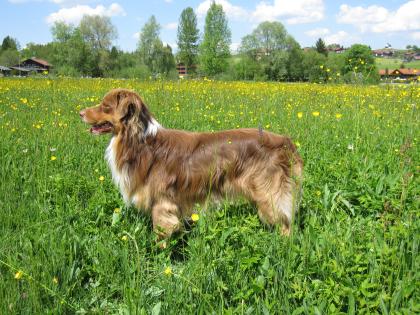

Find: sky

[1,0,419,52]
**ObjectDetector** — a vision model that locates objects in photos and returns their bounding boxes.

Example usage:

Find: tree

[240,21,288,60]
[315,38,327,56]
[239,21,298,81]
[138,16,162,72]
[79,15,117,51]
[200,2,231,76]
[51,22,95,76]
[157,44,176,76]
[1,36,19,52]
[344,44,376,74]
[302,49,327,82]
[177,7,199,71]
[286,39,304,81]
[0,49,19,66]
[21,42,55,61]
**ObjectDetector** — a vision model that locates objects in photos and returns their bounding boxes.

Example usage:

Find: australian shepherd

[80,88,303,242]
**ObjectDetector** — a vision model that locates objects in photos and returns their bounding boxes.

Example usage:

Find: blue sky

[1,0,419,52]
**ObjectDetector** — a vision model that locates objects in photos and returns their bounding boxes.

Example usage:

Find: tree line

[1,2,414,83]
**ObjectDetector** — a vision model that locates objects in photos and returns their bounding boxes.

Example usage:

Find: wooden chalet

[13,57,52,73]
[372,49,394,57]
[379,68,419,80]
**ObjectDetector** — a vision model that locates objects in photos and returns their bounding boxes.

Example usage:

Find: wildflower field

[0,78,418,314]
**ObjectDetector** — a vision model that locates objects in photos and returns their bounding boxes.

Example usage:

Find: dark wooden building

[14,57,52,73]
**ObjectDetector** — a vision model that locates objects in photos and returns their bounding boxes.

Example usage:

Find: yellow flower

[295,141,301,148]
[297,112,303,119]
[121,235,128,241]
[14,271,23,280]
[316,190,322,196]
[312,111,320,117]
[164,267,172,276]
[335,113,343,119]
[53,277,59,284]
[50,156,57,161]
[99,176,105,181]
[191,213,199,222]
[320,65,324,69]
[114,207,121,213]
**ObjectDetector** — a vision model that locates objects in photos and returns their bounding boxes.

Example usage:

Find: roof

[22,57,52,67]
[0,65,11,71]
[379,68,419,76]
[392,68,418,75]
[10,66,31,72]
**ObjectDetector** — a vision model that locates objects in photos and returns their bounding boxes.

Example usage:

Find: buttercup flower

[14,271,23,280]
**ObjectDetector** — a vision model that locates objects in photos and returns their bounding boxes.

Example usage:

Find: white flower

[347,144,354,151]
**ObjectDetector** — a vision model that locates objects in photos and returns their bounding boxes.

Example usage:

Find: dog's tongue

[90,123,112,134]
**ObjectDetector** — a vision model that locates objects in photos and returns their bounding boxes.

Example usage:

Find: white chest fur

[105,137,131,204]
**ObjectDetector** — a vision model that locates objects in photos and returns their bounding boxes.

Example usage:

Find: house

[0,65,11,76]
[176,63,196,77]
[13,57,52,73]
[327,44,346,54]
[373,49,394,57]
[379,68,419,80]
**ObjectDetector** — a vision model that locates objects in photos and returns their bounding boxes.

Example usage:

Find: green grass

[375,57,420,69]
[0,78,419,314]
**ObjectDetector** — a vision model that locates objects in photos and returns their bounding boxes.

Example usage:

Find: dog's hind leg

[152,200,181,247]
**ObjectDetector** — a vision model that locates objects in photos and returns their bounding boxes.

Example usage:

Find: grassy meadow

[0,78,419,314]
[375,57,420,70]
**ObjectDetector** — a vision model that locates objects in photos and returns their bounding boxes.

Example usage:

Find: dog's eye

[102,104,112,113]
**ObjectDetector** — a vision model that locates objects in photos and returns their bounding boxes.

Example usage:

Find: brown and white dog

[80,88,303,241]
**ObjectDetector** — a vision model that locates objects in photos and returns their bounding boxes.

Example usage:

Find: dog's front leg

[152,200,181,248]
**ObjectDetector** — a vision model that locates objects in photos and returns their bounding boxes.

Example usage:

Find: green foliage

[177,7,199,71]
[79,15,117,51]
[239,22,301,81]
[1,35,19,52]
[240,21,288,59]
[316,38,328,56]
[137,16,161,72]
[0,49,19,66]
[302,49,327,82]
[343,44,378,83]
[137,16,175,77]
[21,42,55,61]
[200,2,231,76]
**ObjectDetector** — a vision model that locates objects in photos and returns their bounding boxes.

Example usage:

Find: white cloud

[196,0,248,20]
[133,32,140,40]
[164,22,178,30]
[9,0,95,4]
[46,3,126,25]
[337,0,420,33]
[252,0,325,24]
[305,27,330,38]
[324,31,354,45]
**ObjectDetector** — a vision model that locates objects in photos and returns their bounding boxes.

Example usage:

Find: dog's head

[80,88,156,137]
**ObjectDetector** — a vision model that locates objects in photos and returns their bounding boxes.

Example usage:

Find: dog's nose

[79,110,86,118]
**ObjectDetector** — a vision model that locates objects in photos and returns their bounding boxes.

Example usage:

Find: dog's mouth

[90,121,113,135]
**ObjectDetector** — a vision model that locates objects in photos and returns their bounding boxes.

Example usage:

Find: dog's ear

[119,94,141,124]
